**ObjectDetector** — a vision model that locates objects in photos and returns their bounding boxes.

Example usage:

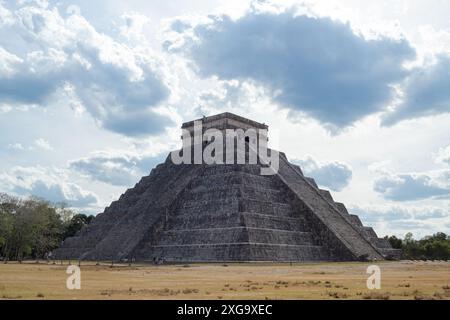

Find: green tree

[62,213,94,239]
[0,195,69,260]
[384,235,403,249]
[0,196,15,259]
[8,200,38,260]
[420,233,450,260]
[402,232,423,259]
[392,232,450,260]
[30,199,64,258]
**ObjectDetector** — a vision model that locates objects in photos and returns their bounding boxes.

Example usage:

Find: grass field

[0,260,449,300]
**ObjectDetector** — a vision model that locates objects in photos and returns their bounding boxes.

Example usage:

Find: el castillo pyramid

[54,112,400,262]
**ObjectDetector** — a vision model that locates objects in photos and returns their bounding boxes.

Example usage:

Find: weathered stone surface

[53,113,401,262]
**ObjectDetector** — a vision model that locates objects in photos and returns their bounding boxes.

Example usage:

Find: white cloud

[350,204,450,238]
[7,142,25,150]
[0,2,14,27]
[69,150,165,186]
[383,54,450,125]
[193,80,272,118]
[34,138,53,151]
[374,170,450,201]
[0,3,175,137]
[119,12,152,44]
[0,47,23,76]
[0,104,12,113]
[168,6,416,130]
[435,145,450,165]
[0,166,98,208]
[17,0,49,9]
[293,156,352,192]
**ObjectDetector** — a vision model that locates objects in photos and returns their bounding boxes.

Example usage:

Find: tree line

[385,232,450,260]
[0,193,94,261]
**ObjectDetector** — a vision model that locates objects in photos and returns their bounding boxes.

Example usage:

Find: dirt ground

[0,260,448,300]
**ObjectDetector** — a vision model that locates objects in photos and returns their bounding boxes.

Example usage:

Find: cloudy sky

[1,0,449,238]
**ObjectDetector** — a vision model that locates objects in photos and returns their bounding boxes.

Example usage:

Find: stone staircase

[136,164,332,262]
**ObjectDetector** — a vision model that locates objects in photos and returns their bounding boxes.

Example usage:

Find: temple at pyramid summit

[53,112,401,262]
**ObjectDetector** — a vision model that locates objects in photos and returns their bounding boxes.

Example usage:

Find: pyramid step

[144,243,330,262]
[158,227,314,246]
[185,185,285,203]
[247,228,314,245]
[318,189,334,202]
[291,164,304,175]
[378,248,403,260]
[176,198,240,216]
[372,238,392,249]
[348,214,363,227]
[363,227,378,238]
[189,171,279,190]
[242,212,308,231]
[160,227,247,245]
[177,198,295,217]
[334,202,349,215]
[305,177,318,188]
[166,211,308,232]
[200,164,262,176]
[238,199,295,216]
[167,212,243,230]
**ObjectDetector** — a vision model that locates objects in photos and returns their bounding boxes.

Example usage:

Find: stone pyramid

[54,113,400,262]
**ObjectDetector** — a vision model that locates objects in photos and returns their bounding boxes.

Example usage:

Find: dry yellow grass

[0,260,448,300]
